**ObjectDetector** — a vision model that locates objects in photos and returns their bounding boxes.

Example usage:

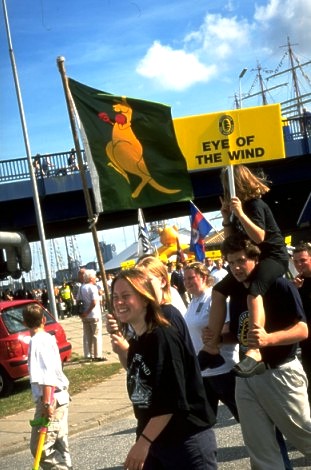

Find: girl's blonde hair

[220,164,270,202]
[111,268,169,334]
[136,255,172,304]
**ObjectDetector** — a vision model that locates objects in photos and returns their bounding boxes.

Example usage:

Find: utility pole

[2,0,58,318]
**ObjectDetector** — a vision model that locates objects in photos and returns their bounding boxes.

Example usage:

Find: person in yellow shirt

[59,282,73,318]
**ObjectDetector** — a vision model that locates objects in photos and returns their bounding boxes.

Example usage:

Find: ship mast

[243,61,287,106]
[267,37,311,116]
[258,62,268,105]
[287,38,303,114]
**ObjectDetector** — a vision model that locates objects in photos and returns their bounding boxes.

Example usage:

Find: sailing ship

[242,37,311,118]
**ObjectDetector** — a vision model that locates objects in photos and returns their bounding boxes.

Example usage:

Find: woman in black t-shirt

[111,268,217,470]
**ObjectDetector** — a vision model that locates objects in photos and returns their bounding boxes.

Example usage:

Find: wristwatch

[43,403,51,409]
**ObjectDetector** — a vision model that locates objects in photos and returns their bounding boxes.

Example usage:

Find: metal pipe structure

[0,231,32,275]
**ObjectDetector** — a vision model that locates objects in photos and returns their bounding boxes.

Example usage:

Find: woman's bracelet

[222,221,232,227]
[141,433,153,444]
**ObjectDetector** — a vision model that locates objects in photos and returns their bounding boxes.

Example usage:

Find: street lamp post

[239,68,248,108]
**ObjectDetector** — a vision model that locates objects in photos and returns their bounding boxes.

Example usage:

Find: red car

[0,299,72,396]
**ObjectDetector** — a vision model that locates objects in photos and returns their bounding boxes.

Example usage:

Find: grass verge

[0,360,122,419]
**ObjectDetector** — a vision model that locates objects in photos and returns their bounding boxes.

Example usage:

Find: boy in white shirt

[23,304,72,470]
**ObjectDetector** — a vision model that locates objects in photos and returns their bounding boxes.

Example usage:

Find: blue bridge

[0,115,310,245]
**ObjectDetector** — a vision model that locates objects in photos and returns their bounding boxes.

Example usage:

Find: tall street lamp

[239,68,248,108]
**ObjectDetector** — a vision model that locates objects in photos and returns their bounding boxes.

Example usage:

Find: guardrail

[282,115,311,141]
[0,115,309,184]
[0,150,87,184]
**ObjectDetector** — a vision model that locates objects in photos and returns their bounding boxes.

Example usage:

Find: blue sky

[1,0,311,269]
[2,0,311,160]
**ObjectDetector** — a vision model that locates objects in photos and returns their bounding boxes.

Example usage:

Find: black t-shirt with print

[229,277,306,365]
[127,324,216,443]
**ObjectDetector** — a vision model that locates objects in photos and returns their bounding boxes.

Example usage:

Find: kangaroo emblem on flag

[98,98,181,198]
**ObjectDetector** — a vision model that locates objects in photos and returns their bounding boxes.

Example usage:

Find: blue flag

[190,201,213,262]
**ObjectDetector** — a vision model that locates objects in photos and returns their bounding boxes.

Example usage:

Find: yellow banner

[205,250,222,260]
[174,104,285,171]
[120,259,136,269]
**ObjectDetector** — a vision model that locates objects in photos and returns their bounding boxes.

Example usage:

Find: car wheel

[0,368,14,396]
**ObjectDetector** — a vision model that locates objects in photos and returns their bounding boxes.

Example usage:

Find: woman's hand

[220,196,231,222]
[106,313,119,334]
[111,332,129,354]
[124,439,150,470]
[229,197,244,219]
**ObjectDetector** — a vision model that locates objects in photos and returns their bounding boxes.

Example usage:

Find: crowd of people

[16,163,311,469]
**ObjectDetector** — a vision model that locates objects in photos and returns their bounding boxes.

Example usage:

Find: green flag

[68,78,193,212]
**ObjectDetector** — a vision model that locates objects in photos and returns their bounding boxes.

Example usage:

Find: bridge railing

[0,150,87,184]
[282,115,310,141]
[0,116,309,184]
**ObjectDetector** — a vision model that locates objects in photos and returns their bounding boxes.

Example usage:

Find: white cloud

[135,0,311,94]
[255,0,295,22]
[136,11,252,91]
[136,41,217,91]
[185,13,251,59]
[254,0,311,56]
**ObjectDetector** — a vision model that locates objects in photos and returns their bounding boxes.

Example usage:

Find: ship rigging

[241,37,311,117]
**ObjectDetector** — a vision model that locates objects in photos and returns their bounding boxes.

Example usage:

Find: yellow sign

[205,250,222,260]
[120,259,136,269]
[174,104,285,171]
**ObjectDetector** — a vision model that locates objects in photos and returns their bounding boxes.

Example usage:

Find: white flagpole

[2,0,58,318]
[227,165,236,198]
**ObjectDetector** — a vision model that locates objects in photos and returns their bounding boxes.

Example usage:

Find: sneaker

[232,356,266,378]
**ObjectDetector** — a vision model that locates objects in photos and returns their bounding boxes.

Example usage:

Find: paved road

[1,315,311,469]
[1,405,311,469]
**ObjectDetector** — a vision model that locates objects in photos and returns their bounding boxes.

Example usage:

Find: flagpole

[57,56,111,311]
[2,0,58,319]
[227,165,236,198]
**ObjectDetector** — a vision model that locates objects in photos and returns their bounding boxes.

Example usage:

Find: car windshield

[1,304,55,334]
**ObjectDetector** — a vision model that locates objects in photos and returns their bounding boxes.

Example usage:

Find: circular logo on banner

[219,114,234,135]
